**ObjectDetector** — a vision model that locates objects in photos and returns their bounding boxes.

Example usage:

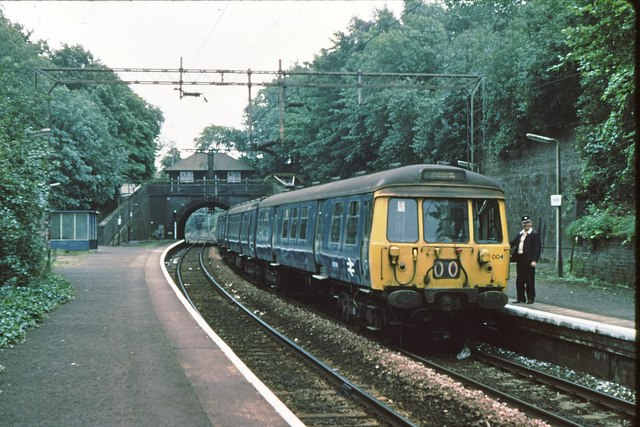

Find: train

[214,164,510,343]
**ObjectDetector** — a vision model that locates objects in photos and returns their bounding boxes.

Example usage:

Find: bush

[0,274,75,349]
[567,207,635,244]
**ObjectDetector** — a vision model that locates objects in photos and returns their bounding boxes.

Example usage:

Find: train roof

[257,164,504,208]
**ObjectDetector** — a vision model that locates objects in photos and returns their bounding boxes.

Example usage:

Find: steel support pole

[555,140,563,277]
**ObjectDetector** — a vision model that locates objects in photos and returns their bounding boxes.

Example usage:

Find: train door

[359,197,373,286]
[315,196,365,285]
[255,207,274,262]
[242,210,256,258]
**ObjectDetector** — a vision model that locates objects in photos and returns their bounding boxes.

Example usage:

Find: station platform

[0,243,634,426]
[0,242,301,427]
[504,263,635,332]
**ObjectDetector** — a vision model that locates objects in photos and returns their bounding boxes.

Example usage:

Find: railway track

[291,293,636,426]
[173,242,415,427]
[390,346,635,427]
[170,242,636,426]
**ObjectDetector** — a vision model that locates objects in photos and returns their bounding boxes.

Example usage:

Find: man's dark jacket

[510,231,542,264]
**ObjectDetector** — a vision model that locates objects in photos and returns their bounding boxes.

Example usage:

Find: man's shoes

[513,300,526,304]
[526,300,535,304]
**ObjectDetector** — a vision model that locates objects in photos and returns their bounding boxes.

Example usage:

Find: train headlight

[389,245,400,265]
[478,248,490,264]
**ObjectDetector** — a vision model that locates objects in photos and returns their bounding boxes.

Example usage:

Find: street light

[526,133,562,277]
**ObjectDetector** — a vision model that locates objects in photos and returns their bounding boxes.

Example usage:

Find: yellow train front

[363,166,510,338]
[216,164,510,341]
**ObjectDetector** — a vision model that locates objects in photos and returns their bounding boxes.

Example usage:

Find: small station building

[163,151,256,184]
[49,210,98,251]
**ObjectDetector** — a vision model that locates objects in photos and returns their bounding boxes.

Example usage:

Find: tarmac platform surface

[0,242,635,426]
[0,242,296,427]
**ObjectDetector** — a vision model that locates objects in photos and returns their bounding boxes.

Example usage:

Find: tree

[562,0,635,213]
[0,13,164,286]
[51,45,164,184]
[48,87,125,209]
[158,140,182,171]
[0,12,51,285]
[194,124,246,153]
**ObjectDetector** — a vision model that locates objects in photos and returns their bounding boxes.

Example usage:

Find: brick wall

[482,130,635,285]
[569,238,636,285]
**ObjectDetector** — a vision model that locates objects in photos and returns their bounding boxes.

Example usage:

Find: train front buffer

[369,196,510,315]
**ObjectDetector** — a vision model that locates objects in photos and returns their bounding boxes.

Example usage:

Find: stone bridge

[98,180,274,245]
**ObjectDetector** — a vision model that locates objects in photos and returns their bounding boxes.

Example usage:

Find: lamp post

[526,133,562,277]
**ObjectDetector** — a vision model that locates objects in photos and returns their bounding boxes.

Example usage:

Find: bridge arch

[174,198,229,240]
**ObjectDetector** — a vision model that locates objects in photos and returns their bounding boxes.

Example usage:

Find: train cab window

[423,199,469,243]
[282,208,290,239]
[299,206,309,240]
[345,200,360,245]
[330,202,344,243]
[473,199,503,243]
[290,207,299,239]
[387,198,418,243]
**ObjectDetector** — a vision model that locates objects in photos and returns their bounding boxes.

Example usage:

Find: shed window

[227,171,241,183]
[179,171,194,183]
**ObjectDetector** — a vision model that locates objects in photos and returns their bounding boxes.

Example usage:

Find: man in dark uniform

[510,216,542,304]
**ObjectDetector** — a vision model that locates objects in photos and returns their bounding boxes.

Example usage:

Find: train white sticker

[347,258,355,276]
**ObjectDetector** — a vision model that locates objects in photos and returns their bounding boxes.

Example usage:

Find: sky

[1,1,405,157]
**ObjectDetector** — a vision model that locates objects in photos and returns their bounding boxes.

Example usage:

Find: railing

[146,179,273,199]
[98,185,149,246]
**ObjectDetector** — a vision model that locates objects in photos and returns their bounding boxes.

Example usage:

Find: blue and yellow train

[215,164,510,339]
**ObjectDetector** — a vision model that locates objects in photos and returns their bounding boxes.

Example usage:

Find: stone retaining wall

[568,237,636,285]
[482,130,635,285]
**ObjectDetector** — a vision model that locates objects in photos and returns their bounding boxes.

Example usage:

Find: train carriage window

[282,208,290,239]
[330,202,344,243]
[257,211,267,239]
[423,199,468,243]
[229,215,240,239]
[290,207,298,239]
[345,200,360,245]
[473,199,503,243]
[387,198,418,243]
[299,206,309,240]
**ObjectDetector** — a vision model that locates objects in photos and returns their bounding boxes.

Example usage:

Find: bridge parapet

[99,180,275,244]
[147,181,272,199]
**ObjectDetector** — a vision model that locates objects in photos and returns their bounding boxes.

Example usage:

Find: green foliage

[561,0,635,213]
[48,45,164,208]
[0,136,49,286]
[237,0,587,183]
[225,0,632,228]
[158,140,182,171]
[0,273,75,348]
[0,11,163,287]
[567,207,635,243]
[194,125,246,153]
